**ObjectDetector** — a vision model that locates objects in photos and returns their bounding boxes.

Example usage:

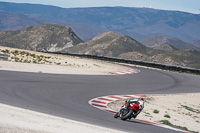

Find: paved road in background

[0,67,200,133]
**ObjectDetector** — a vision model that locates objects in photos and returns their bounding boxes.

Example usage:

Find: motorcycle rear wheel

[120,109,133,120]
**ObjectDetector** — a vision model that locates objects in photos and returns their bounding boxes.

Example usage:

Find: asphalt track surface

[0,67,200,133]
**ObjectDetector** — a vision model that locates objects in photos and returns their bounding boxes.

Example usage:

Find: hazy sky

[1,0,200,14]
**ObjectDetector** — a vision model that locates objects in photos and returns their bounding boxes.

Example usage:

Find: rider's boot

[133,113,138,119]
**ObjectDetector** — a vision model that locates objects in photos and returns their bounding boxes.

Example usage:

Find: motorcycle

[114,100,139,120]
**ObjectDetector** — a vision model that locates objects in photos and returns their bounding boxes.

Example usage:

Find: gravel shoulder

[108,93,200,133]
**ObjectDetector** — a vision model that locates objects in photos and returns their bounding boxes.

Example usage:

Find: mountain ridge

[142,36,200,51]
[0,1,200,42]
[0,11,41,31]
[0,24,83,52]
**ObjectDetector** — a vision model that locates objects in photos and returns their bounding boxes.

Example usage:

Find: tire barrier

[46,52,200,75]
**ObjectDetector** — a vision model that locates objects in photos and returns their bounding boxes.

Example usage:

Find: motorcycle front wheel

[114,112,120,118]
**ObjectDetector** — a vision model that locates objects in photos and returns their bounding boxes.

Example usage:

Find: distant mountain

[0,11,41,31]
[63,32,147,57]
[141,36,168,47]
[63,32,200,68]
[189,40,200,49]
[153,44,177,52]
[142,36,200,51]
[0,1,200,42]
[0,24,83,52]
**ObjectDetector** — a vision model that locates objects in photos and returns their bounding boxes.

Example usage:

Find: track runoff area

[88,94,188,133]
[89,68,188,133]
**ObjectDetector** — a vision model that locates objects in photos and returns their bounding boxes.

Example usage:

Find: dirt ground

[108,93,200,133]
[0,103,124,133]
[0,46,129,75]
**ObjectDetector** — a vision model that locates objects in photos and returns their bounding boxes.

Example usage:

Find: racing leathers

[127,98,144,118]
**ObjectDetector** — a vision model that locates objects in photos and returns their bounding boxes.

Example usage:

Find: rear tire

[121,109,133,120]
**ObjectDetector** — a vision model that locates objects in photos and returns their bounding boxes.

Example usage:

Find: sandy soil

[108,93,200,133]
[0,103,123,133]
[0,46,129,75]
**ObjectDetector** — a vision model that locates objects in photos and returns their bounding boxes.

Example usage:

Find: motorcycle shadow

[126,119,153,126]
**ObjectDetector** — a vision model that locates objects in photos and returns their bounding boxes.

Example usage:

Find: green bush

[160,120,198,133]
[2,49,9,54]
[14,57,20,62]
[23,60,31,63]
[14,50,19,55]
[31,54,36,58]
[153,109,159,114]
[181,105,200,114]
[164,114,171,118]
[38,58,43,62]
[26,52,30,56]
[20,51,26,55]
[33,60,37,64]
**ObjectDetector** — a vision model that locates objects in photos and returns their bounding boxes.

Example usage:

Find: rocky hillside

[63,32,200,69]
[63,32,147,57]
[119,47,200,68]
[189,40,200,49]
[0,24,83,52]
[153,44,177,52]
[142,36,200,51]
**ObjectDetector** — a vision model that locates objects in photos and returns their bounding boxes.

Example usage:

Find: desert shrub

[14,50,19,55]
[26,52,30,56]
[160,120,198,133]
[153,109,159,114]
[20,51,26,55]
[14,57,20,62]
[164,114,171,118]
[181,105,200,114]
[31,54,36,58]
[2,49,9,54]
[33,60,37,64]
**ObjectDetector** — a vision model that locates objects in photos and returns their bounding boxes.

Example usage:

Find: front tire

[120,109,133,120]
[114,112,120,118]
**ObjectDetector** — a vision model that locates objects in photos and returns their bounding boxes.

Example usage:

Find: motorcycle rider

[115,97,144,119]
[129,97,144,118]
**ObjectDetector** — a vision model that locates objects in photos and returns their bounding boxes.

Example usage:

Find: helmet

[140,97,144,101]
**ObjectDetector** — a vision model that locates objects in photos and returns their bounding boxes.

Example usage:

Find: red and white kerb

[112,69,140,75]
[88,95,189,133]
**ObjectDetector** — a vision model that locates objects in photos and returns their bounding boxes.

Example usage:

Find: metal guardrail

[0,54,8,60]
[46,52,200,75]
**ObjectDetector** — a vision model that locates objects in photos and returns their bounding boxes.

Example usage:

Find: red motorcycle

[114,100,139,120]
